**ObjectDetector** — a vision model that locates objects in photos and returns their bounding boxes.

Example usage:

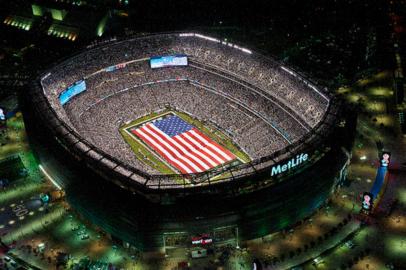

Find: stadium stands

[38,33,333,186]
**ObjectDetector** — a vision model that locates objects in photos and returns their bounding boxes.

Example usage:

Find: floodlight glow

[39,164,62,190]
[179,33,194,37]
[281,66,295,76]
[195,33,220,43]
[241,48,252,54]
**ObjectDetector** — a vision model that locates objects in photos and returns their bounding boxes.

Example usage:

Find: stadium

[22,32,357,252]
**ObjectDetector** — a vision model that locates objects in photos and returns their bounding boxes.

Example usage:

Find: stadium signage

[192,235,213,245]
[271,153,308,176]
[59,80,87,105]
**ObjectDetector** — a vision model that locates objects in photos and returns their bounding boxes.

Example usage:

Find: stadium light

[281,66,329,101]
[195,33,221,43]
[179,33,194,37]
[179,33,252,54]
[241,48,252,54]
[39,164,62,190]
[281,66,296,76]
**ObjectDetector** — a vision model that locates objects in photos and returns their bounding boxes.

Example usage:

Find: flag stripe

[177,133,221,166]
[192,129,235,161]
[182,132,225,164]
[140,125,202,173]
[131,115,236,174]
[132,128,192,174]
[178,133,224,166]
[146,124,209,171]
[186,130,229,162]
[172,136,217,167]
[136,128,193,173]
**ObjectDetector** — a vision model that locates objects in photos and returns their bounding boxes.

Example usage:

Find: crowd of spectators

[39,33,331,181]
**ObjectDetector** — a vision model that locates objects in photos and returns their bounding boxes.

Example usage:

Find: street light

[236,227,240,249]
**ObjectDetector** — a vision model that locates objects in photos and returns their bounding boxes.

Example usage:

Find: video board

[59,80,87,105]
[0,107,5,121]
[150,55,188,69]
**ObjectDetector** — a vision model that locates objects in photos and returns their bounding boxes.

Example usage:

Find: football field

[119,110,250,178]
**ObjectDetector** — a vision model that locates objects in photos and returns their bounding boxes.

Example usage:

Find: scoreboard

[150,55,188,69]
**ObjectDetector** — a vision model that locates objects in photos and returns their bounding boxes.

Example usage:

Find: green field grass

[119,109,251,179]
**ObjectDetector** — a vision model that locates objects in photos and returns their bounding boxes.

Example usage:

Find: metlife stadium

[22,32,357,251]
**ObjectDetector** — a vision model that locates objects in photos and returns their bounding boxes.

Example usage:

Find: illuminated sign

[271,153,308,176]
[191,234,212,245]
[361,192,373,211]
[192,238,212,245]
[380,152,390,167]
[0,107,5,121]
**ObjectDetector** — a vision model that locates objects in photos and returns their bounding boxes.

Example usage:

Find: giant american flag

[131,114,235,174]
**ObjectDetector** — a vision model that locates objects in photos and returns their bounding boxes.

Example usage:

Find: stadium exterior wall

[21,88,356,251]
[21,32,357,251]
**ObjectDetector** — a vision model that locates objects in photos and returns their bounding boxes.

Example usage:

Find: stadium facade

[22,32,356,251]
